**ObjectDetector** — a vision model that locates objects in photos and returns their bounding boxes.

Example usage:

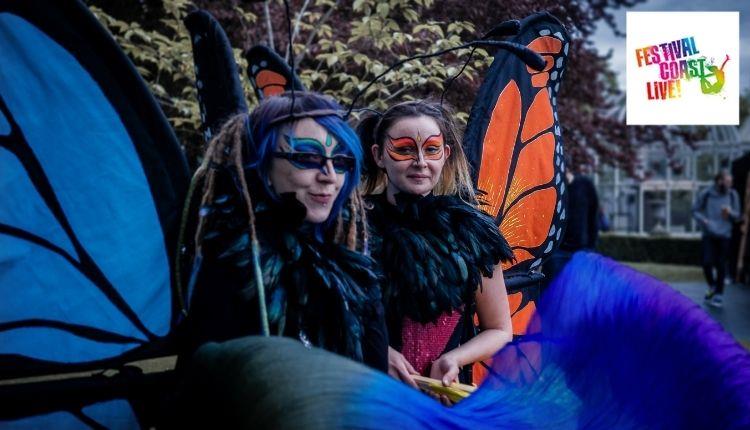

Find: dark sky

[591,0,749,92]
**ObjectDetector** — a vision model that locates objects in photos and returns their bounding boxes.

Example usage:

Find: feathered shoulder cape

[366,193,513,325]
[184,166,381,362]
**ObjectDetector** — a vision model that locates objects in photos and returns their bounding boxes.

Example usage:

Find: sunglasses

[273,151,356,174]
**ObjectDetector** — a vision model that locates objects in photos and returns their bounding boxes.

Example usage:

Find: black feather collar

[367,193,513,325]
[200,187,381,362]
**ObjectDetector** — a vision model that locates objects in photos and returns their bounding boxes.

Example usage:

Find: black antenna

[440,46,476,107]
[439,20,522,108]
[345,39,544,118]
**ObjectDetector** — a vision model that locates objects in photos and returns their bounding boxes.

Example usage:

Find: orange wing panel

[256,70,287,87]
[500,187,556,249]
[520,88,554,142]
[263,85,285,97]
[504,132,555,210]
[531,73,548,88]
[256,70,288,97]
[476,80,521,218]
[527,36,562,54]
[511,300,536,336]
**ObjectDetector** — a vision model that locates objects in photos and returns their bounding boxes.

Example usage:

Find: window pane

[614,185,640,232]
[644,190,667,234]
[646,155,667,180]
[696,152,714,181]
[670,190,693,233]
[599,163,615,184]
[670,156,690,180]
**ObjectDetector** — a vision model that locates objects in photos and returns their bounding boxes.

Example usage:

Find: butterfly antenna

[345,40,544,118]
[440,46,477,108]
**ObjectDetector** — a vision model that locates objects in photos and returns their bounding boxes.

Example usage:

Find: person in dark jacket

[541,169,599,292]
[693,169,740,307]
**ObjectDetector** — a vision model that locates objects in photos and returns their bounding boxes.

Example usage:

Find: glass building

[594,122,750,237]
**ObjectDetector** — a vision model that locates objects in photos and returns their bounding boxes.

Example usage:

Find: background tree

[89,0,693,176]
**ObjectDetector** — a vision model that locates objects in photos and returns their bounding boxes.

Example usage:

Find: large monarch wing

[466,13,568,383]
[465,12,569,276]
[245,45,306,101]
[0,0,188,378]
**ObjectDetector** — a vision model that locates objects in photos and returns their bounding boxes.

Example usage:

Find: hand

[388,347,418,389]
[722,206,730,219]
[429,354,460,387]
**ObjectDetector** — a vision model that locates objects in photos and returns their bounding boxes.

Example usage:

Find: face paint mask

[385,132,444,162]
[274,134,356,174]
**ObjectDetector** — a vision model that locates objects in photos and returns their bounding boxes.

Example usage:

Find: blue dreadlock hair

[247,91,363,229]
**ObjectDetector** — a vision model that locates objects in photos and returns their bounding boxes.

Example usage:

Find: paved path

[670,281,750,347]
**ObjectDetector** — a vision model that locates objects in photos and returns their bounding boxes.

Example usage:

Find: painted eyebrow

[422,133,444,145]
[285,134,350,157]
[283,135,327,153]
[284,135,325,147]
[387,133,443,146]
[387,135,418,146]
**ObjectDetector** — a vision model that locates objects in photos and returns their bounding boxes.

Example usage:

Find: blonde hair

[357,100,476,204]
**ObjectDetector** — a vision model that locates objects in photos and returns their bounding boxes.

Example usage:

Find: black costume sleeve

[361,300,389,372]
[177,166,258,362]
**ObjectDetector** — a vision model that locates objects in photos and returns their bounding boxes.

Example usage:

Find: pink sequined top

[400,309,463,375]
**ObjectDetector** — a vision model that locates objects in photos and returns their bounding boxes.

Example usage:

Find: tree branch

[294,0,341,68]
[286,0,312,62]
[263,0,275,51]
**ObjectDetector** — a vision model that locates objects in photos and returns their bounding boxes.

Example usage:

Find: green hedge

[597,234,702,265]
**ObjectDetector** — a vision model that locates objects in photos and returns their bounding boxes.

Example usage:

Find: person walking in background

[541,167,600,292]
[693,169,740,308]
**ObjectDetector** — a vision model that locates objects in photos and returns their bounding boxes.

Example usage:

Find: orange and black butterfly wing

[246,45,305,101]
[465,12,569,383]
[465,11,569,276]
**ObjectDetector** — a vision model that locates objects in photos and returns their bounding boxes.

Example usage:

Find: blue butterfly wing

[0,1,189,373]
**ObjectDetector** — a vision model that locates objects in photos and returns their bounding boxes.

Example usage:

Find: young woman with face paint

[179,92,387,371]
[358,100,514,397]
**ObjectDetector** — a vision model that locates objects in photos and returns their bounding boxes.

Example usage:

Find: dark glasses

[272,151,356,174]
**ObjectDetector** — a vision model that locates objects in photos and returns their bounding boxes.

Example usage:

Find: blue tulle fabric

[339,252,750,429]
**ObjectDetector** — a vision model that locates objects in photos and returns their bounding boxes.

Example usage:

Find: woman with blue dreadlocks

[178,92,387,372]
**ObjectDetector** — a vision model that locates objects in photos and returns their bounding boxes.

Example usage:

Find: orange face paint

[385,132,444,162]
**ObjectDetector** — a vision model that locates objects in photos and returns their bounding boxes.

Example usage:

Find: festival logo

[626,12,739,125]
